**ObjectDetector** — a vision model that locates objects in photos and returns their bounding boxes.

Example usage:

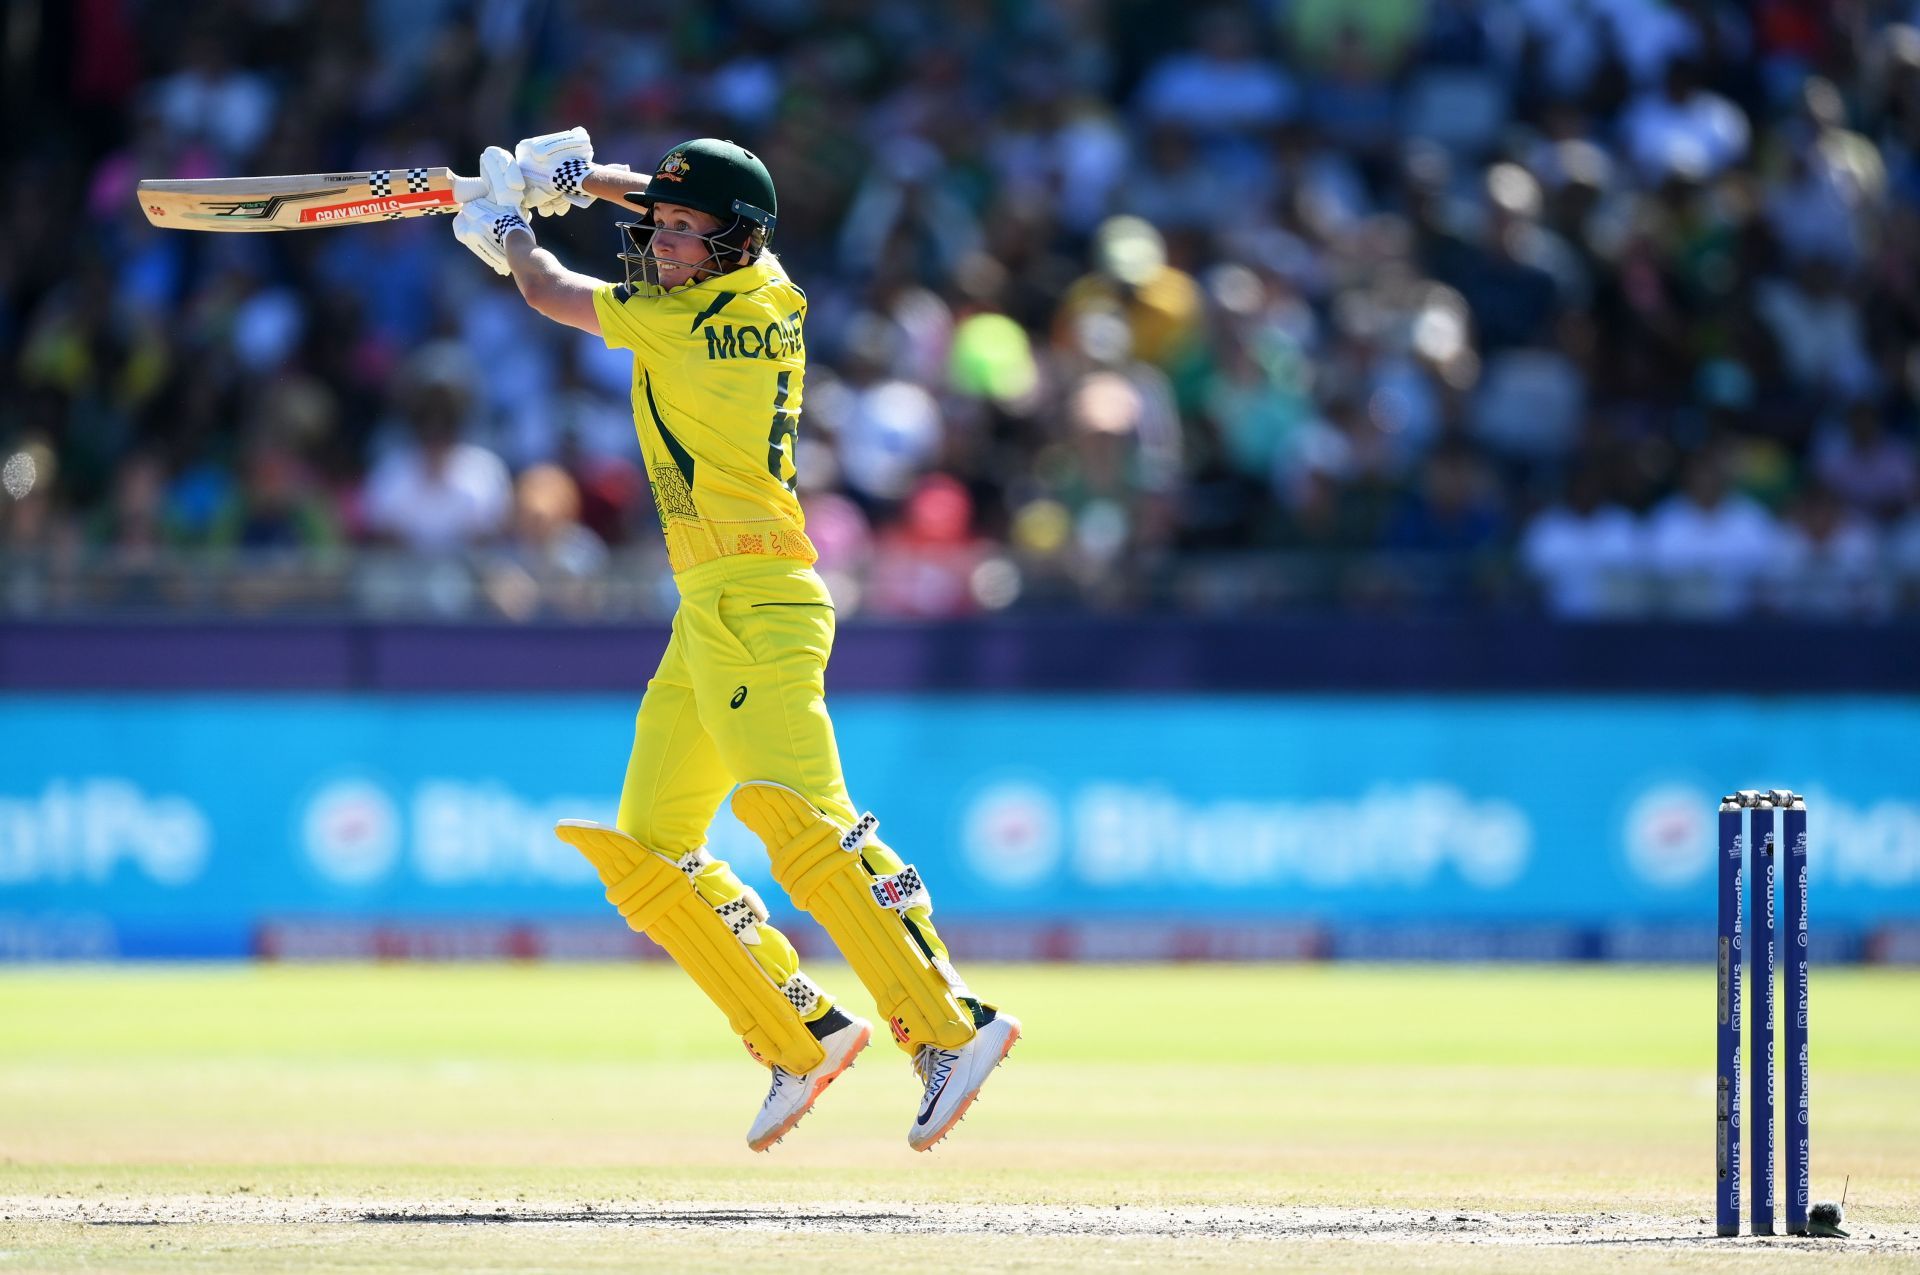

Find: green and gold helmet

[618,138,778,288]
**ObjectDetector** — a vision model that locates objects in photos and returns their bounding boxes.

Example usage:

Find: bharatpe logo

[412,782,602,885]
[302,780,401,885]
[1627,783,1920,889]
[962,781,1528,891]
[299,780,606,887]
[1624,785,1715,886]
[962,782,1061,888]
[0,778,210,886]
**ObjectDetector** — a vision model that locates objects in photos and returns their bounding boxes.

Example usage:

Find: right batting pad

[555,819,828,1075]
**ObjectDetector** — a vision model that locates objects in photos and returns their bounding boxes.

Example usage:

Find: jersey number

[766,370,798,492]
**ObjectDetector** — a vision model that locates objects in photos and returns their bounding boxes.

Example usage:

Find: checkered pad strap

[674,847,714,880]
[869,864,930,915]
[717,897,759,938]
[552,157,591,197]
[780,972,822,1016]
[840,813,879,855]
[718,881,770,941]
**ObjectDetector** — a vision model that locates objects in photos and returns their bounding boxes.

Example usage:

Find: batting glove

[452,196,531,276]
[515,126,596,217]
[478,144,527,207]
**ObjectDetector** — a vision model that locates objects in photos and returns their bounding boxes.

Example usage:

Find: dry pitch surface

[1,963,1916,1272]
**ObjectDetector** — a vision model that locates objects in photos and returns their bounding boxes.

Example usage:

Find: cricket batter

[449,129,1019,1151]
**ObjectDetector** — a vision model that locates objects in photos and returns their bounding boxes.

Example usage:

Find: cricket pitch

[2,963,1916,1271]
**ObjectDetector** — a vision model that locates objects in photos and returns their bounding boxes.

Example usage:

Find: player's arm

[450,197,604,336]
[503,229,602,336]
[582,165,650,204]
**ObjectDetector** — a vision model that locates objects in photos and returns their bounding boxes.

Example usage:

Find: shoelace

[762,1067,789,1108]
[912,1045,959,1091]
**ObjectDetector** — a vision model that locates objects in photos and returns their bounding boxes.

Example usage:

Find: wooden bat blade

[137,168,486,231]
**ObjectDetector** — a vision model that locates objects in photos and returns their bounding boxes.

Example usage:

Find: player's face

[649,202,726,289]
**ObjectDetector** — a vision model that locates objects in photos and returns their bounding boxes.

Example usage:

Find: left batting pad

[555,820,827,1075]
[731,783,978,1054]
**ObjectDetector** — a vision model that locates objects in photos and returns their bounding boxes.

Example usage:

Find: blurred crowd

[5,0,1920,620]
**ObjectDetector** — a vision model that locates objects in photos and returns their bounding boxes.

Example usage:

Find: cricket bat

[137,167,487,232]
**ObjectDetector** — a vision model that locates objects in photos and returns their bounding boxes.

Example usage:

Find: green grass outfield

[1,963,1916,1272]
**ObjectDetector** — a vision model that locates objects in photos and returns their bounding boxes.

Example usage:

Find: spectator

[498,464,607,578]
[866,473,989,617]
[1521,464,1649,618]
[1621,59,1750,181]
[361,347,512,554]
[1054,216,1203,370]
[1301,23,1403,159]
[1811,400,1918,521]
[1765,80,1885,270]
[149,32,275,162]
[483,463,608,620]
[1384,442,1509,560]
[1887,494,1920,611]
[207,432,340,553]
[88,451,182,557]
[5,0,1920,624]
[1753,262,1877,401]
[1644,451,1782,617]
[826,319,945,513]
[1135,9,1295,137]
[1771,484,1887,617]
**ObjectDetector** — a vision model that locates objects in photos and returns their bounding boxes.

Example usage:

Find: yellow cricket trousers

[618,554,855,849]
[613,553,969,1051]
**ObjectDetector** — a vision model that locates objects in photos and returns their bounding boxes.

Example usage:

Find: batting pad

[554,819,827,1075]
[731,782,977,1053]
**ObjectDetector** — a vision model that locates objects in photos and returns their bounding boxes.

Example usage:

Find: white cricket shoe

[907,1011,1022,1151]
[746,1013,871,1152]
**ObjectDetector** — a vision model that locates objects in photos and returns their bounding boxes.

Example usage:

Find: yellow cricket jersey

[592,259,813,575]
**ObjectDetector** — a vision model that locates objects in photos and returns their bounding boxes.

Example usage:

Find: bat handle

[451,176,488,205]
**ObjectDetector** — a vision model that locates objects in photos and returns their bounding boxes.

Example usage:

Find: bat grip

[451,176,488,205]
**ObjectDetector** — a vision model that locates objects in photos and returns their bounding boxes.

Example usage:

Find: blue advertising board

[2,695,1917,959]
